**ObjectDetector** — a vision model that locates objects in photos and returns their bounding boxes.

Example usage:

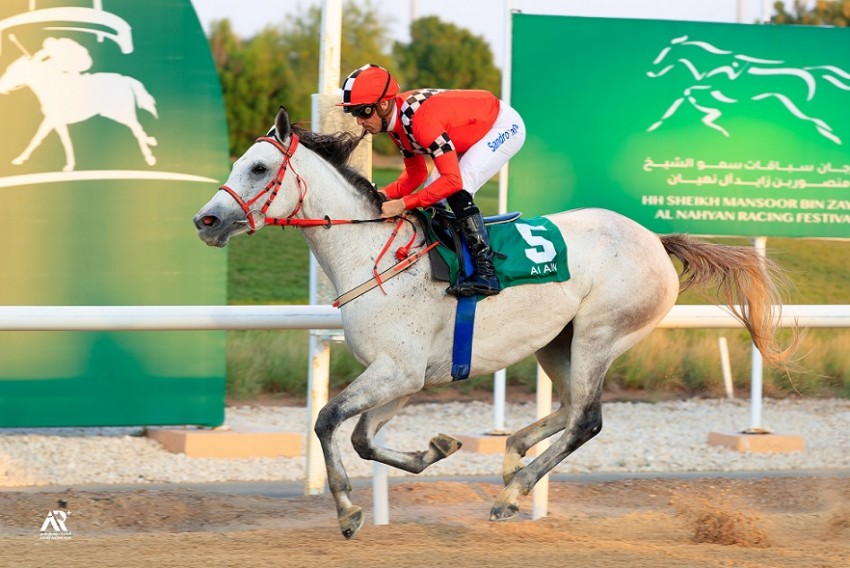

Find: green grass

[226,168,850,400]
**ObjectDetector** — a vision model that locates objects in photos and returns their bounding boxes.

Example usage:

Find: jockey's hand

[380,198,406,218]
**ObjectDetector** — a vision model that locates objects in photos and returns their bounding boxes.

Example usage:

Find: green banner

[0,0,228,427]
[510,15,850,238]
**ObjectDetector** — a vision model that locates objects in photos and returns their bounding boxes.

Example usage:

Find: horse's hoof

[430,434,462,459]
[145,156,157,166]
[339,506,364,540]
[11,158,24,166]
[489,502,520,522]
[62,164,74,172]
[147,137,158,146]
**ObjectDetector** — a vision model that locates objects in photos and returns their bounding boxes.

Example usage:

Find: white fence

[2,303,848,331]
[2,303,849,524]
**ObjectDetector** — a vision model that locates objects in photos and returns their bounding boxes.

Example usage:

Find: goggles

[344,104,376,119]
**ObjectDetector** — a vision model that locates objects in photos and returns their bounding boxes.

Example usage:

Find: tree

[208,20,247,156]
[208,2,393,155]
[278,1,395,126]
[770,0,850,26]
[392,16,501,95]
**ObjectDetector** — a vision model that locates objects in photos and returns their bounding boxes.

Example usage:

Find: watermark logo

[39,509,72,540]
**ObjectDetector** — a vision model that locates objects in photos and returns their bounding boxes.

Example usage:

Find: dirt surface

[1,476,848,567]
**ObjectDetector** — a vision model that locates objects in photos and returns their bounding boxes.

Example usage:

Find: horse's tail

[660,233,800,368]
[128,78,158,119]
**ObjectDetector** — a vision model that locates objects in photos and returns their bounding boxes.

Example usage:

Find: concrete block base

[453,432,509,454]
[146,427,302,458]
[708,431,804,453]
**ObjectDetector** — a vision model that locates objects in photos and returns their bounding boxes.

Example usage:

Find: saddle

[411,207,521,284]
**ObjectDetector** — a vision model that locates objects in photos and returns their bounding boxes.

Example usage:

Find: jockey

[338,63,526,297]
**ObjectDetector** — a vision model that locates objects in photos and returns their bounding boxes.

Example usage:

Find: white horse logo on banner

[646,35,850,144]
[0,1,216,187]
[0,36,158,171]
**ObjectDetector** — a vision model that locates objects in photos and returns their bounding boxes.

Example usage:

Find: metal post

[305,0,344,497]
[749,236,767,431]
[490,0,514,438]
[317,0,341,95]
[718,336,734,399]
[531,363,552,520]
[491,369,507,434]
[305,334,330,495]
[372,429,389,525]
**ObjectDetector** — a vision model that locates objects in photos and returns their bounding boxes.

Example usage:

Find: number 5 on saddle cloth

[413,207,571,380]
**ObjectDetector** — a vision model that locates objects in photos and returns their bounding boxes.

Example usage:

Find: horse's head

[0,56,32,94]
[194,107,301,247]
[647,36,743,81]
[646,35,691,79]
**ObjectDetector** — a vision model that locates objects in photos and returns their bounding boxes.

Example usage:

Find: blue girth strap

[452,242,477,381]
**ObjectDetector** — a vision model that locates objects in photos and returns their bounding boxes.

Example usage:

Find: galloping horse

[194,107,796,539]
[0,38,158,171]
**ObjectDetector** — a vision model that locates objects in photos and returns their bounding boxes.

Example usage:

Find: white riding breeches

[424,101,526,196]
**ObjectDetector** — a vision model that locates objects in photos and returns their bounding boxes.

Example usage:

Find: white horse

[0,45,158,171]
[194,107,797,539]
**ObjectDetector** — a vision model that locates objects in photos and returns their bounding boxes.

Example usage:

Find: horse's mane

[288,124,384,212]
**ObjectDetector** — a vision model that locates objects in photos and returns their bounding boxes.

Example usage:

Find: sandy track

[1,475,848,567]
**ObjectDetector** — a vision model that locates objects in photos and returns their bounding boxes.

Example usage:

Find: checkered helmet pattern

[399,89,455,157]
[340,64,399,106]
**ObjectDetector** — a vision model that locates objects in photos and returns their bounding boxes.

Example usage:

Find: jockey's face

[356,100,391,134]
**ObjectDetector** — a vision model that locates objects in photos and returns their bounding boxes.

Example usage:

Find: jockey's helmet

[338,64,399,110]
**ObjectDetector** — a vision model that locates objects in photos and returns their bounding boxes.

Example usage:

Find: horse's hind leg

[351,396,462,474]
[502,323,573,486]
[115,116,157,166]
[491,325,611,521]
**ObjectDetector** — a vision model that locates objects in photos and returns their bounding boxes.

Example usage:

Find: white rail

[1,304,849,331]
[0,305,343,331]
[657,304,850,329]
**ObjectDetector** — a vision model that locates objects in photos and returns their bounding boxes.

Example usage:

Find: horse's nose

[193,213,220,230]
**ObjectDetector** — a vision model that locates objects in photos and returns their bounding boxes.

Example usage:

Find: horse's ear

[275,106,292,140]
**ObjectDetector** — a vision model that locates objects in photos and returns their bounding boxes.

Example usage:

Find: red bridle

[218,131,430,299]
[218,133,360,234]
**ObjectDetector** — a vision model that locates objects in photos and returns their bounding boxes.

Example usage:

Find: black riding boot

[452,212,501,297]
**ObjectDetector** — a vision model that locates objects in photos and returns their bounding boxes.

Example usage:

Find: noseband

[218,134,306,234]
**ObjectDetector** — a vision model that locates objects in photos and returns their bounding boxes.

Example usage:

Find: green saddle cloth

[433,215,570,288]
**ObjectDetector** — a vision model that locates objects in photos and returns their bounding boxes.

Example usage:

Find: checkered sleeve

[426,132,455,158]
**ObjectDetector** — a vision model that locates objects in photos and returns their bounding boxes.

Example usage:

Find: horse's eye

[251,163,268,175]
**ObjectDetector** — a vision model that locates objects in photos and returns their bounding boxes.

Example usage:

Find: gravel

[1,398,848,487]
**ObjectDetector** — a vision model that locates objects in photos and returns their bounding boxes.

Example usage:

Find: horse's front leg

[51,123,76,171]
[13,119,56,167]
[314,356,425,539]
[351,397,462,474]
